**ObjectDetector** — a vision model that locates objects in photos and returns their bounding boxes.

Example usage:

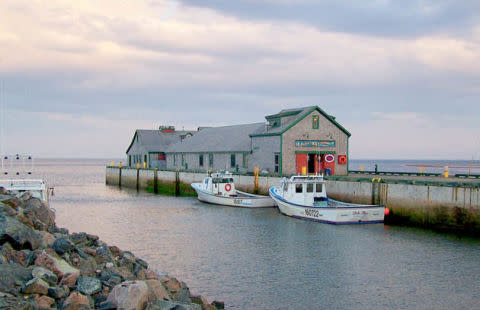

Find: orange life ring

[325,154,335,163]
[225,184,232,192]
[338,155,347,165]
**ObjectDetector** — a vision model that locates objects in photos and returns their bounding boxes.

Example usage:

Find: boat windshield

[212,178,233,183]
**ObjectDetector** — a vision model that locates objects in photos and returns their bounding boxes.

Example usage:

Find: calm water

[23,159,480,309]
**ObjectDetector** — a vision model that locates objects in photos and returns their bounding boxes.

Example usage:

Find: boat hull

[269,186,384,224]
[191,183,275,208]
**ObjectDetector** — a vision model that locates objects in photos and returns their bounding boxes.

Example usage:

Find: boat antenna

[0,80,4,172]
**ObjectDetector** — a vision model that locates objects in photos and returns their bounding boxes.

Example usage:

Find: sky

[0,0,479,159]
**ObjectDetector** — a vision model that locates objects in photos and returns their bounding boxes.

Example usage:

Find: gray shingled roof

[251,106,312,135]
[126,130,192,153]
[166,123,265,153]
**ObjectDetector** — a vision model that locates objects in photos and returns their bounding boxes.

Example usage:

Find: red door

[323,154,335,175]
[296,154,307,174]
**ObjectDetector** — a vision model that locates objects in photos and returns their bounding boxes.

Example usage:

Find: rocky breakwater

[0,188,224,310]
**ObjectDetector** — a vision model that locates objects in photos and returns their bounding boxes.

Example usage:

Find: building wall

[249,136,281,173]
[166,152,249,173]
[126,136,148,167]
[282,110,348,175]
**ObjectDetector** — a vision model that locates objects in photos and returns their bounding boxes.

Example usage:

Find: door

[307,154,315,174]
[296,153,307,174]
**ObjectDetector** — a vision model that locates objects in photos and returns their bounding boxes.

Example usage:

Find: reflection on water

[34,159,480,309]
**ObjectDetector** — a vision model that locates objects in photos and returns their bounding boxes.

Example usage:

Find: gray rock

[16,191,32,201]
[48,286,69,299]
[145,300,202,310]
[32,266,58,285]
[0,214,42,250]
[0,262,33,294]
[52,237,75,255]
[0,196,21,209]
[0,202,18,217]
[172,287,192,303]
[0,295,39,310]
[22,198,55,231]
[107,280,149,310]
[95,245,113,264]
[77,277,102,295]
[70,232,99,248]
[212,300,225,309]
[96,301,117,310]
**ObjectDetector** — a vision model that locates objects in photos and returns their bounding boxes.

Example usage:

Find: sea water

[26,159,480,309]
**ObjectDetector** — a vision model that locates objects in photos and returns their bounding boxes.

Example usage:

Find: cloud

[0,0,478,158]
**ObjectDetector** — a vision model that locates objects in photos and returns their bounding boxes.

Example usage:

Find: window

[316,183,323,192]
[128,155,132,166]
[230,154,236,168]
[173,154,177,166]
[199,154,204,167]
[181,154,185,166]
[307,183,314,192]
[274,153,280,173]
[144,155,147,163]
[270,118,281,127]
[312,115,319,129]
[209,153,213,167]
[296,184,303,193]
[242,153,248,168]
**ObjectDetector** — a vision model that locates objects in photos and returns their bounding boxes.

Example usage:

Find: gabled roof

[250,106,351,137]
[166,123,265,153]
[126,130,193,154]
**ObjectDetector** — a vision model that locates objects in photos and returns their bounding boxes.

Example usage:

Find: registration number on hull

[234,199,252,205]
[305,208,322,218]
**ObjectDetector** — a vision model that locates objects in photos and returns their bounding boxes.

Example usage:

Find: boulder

[22,198,55,231]
[108,245,122,258]
[146,269,160,280]
[16,191,33,201]
[70,232,99,248]
[145,300,202,310]
[0,242,28,265]
[0,262,33,294]
[107,280,149,310]
[172,287,192,303]
[32,266,58,285]
[0,214,42,250]
[94,245,113,264]
[211,300,225,309]
[59,272,79,288]
[0,196,21,209]
[77,277,102,295]
[34,251,80,280]
[35,295,55,309]
[52,237,75,255]
[38,230,56,248]
[22,277,49,295]
[146,279,171,301]
[0,295,39,310]
[190,294,209,308]
[163,277,181,293]
[62,291,91,310]
[48,286,70,299]
[0,202,18,217]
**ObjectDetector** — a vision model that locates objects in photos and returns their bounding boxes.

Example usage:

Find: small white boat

[0,179,51,203]
[269,175,386,224]
[191,172,275,208]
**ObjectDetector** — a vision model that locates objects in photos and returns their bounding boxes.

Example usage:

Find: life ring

[225,184,232,192]
[338,155,347,165]
[324,154,335,163]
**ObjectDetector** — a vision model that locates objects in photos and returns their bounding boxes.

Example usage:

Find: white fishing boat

[0,179,50,202]
[0,154,52,203]
[269,175,386,224]
[191,172,275,208]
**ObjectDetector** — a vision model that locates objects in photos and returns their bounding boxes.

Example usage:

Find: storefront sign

[295,140,335,148]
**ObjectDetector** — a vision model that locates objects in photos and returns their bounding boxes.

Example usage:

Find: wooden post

[118,162,122,188]
[154,168,158,194]
[136,166,140,191]
[175,170,180,196]
[254,166,259,194]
